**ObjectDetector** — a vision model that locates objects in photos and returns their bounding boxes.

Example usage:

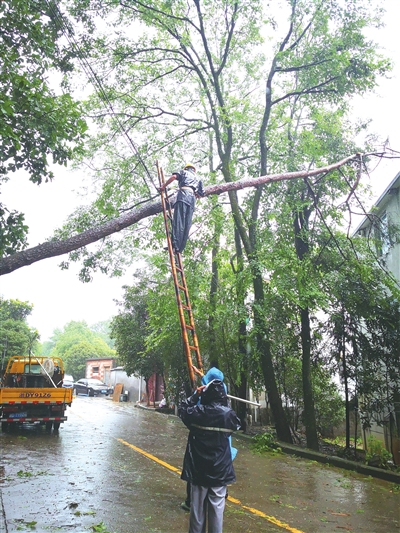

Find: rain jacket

[173,168,205,206]
[201,367,238,461]
[179,380,241,487]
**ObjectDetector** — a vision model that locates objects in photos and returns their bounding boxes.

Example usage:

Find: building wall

[355,172,400,282]
[354,172,400,462]
[385,185,400,282]
[110,367,146,403]
[86,358,116,385]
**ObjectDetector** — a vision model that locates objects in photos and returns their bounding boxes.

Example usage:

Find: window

[24,364,41,374]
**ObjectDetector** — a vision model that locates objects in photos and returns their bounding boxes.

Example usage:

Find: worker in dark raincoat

[181,365,238,512]
[179,379,241,533]
[158,163,205,253]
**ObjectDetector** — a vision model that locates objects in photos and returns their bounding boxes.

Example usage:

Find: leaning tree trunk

[0,154,365,276]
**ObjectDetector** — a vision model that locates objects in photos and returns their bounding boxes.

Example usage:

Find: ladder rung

[189,345,199,351]
[185,325,194,331]
[182,305,191,311]
[178,284,187,291]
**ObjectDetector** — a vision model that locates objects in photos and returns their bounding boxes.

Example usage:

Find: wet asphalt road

[0,396,399,533]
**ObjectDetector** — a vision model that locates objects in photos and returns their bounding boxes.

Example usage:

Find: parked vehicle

[0,356,73,431]
[73,378,113,397]
[62,375,74,388]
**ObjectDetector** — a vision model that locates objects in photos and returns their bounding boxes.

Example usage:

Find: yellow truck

[0,356,73,431]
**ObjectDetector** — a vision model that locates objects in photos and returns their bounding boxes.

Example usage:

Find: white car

[62,375,74,388]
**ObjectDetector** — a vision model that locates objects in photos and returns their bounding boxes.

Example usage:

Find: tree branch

[0,152,390,275]
[272,77,339,105]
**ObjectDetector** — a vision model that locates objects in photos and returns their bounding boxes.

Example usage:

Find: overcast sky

[1,1,399,343]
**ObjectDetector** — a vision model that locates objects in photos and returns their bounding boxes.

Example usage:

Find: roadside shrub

[365,436,393,469]
[251,432,282,455]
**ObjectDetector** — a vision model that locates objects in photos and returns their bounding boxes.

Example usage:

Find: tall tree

[0,1,394,446]
[324,240,400,450]
[45,0,388,443]
[0,297,38,367]
[49,320,116,377]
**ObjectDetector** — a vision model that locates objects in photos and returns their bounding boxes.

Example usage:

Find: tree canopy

[0,297,38,367]
[47,320,116,378]
[0,0,88,256]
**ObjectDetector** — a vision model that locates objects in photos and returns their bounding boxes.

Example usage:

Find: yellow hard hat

[184,163,196,171]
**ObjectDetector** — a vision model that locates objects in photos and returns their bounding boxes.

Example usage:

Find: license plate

[101,390,106,394]
[9,412,27,418]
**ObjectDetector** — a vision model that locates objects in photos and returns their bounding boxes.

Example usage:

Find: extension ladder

[156,162,203,389]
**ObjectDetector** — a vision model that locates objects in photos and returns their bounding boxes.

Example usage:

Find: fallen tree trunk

[0,153,368,275]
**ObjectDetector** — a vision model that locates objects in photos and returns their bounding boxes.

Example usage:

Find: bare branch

[276,58,331,73]
[272,77,339,105]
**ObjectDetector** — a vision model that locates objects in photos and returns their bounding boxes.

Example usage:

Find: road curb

[234,432,400,484]
[135,403,400,484]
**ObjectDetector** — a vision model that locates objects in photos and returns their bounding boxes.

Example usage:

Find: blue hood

[202,367,224,385]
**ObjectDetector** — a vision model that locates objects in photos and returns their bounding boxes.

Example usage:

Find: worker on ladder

[158,163,205,254]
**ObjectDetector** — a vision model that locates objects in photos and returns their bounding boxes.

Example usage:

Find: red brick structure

[86,358,117,386]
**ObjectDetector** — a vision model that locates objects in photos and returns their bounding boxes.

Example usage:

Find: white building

[354,171,400,464]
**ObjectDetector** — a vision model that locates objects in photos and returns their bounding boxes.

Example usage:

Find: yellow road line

[227,496,305,533]
[117,438,305,533]
[117,438,181,474]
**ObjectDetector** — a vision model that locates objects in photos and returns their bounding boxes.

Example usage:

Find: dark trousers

[172,201,194,253]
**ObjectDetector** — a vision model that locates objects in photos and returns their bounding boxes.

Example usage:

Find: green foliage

[0,297,38,366]
[324,436,363,449]
[90,320,115,349]
[0,205,28,256]
[48,320,116,378]
[365,436,393,469]
[322,243,400,436]
[17,470,33,478]
[274,350,344,434]
[313,368,345,433]
[0,297,33,321]
[251,432,282,455]
[90,523,114,533]
[0,0,88,255]
[110,272,167,380]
